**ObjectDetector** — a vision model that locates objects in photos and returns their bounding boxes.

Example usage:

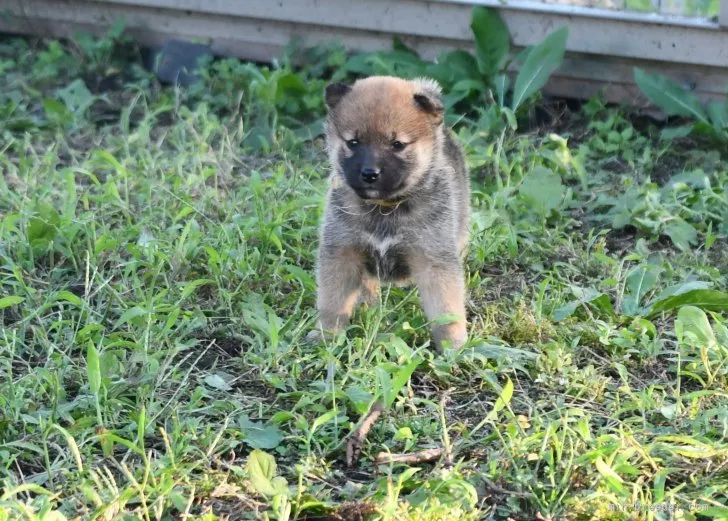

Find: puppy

[310,75,471,350]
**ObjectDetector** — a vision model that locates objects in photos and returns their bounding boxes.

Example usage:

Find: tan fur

[359,275,380,306]
[331,76,435,132]
[309,76,471,350]
[326,77,438,192]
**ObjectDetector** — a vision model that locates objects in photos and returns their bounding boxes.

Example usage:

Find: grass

[1,31,728,521]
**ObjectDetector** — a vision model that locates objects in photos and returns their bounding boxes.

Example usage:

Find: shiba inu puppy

[310,75,470,350]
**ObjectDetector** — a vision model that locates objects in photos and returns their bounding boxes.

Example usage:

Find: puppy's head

[323,76,444,202]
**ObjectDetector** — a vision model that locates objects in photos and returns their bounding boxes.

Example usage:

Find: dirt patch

[1,307,22,327]
[192,496,261,521]
[189,332,245,368]
[475,263,528,302]
[329,502,379,521]
[706,239,728,277]
[603,225,638,255]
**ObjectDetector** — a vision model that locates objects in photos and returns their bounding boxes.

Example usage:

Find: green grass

[1,33,728,521]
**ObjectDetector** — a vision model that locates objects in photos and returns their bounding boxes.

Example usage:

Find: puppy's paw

[304,327,340,345]
[432,322,468,353]
[305,329,325,344]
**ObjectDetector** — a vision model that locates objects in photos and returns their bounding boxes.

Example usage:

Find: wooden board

[88,0,728,66]
[1,0,726,105]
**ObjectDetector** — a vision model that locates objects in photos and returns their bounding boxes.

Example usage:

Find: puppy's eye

[346,139,360,149]
[392,141,407,151]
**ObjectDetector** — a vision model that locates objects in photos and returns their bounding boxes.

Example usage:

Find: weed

[635,66,728,144]
[0,20,727,521]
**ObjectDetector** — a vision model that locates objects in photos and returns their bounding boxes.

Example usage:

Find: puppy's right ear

[324,83,351,110]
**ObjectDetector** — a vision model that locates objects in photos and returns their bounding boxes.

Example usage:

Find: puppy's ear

[414,93,444,122]
[324,83,351,110]
[412,77,444,125]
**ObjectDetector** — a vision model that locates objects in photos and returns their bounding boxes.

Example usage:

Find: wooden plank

[93,0,715,26]
[89,0,728,67]
[1,0,726,106]
[0,1,404,55]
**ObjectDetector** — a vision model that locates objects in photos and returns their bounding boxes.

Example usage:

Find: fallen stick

[373,447,444,466]
[481,476,531,498]
[345,401,383,468]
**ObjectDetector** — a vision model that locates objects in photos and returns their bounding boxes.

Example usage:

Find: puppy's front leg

[358,274,380,306]
[411,256,467,350]
[313,246,365,338]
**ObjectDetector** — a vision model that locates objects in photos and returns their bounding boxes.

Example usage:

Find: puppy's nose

[361,167,380,183]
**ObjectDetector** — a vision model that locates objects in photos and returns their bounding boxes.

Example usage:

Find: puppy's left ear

[412,77,444,125]
[324,82,351,110]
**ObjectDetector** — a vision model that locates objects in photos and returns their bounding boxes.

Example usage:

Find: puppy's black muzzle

[340,144,408,199]
[361,167,380,183]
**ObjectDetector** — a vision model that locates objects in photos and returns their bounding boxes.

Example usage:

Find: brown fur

[308,75,471,350]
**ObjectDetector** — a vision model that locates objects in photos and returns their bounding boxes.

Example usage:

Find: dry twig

[345,401,383,468]
[373,447,444,466]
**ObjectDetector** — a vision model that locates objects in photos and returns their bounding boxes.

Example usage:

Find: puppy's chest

[362,231,410,282]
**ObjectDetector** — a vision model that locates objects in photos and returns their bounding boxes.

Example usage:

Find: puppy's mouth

[352,182,406,202]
